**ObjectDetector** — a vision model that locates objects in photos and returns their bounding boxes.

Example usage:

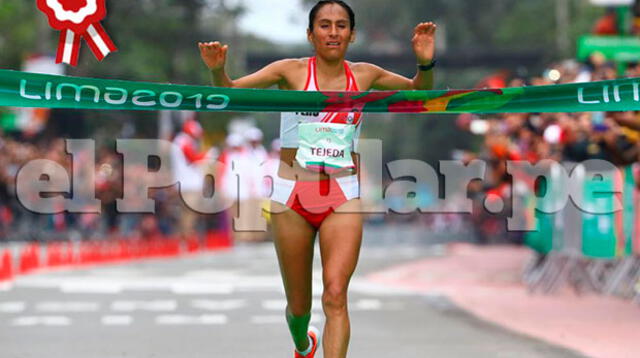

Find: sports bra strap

[305,57,358,92]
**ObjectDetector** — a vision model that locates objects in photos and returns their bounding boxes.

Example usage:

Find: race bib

[296,122,356,173]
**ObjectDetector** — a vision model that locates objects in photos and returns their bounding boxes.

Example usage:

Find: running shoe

[294,326,320,358]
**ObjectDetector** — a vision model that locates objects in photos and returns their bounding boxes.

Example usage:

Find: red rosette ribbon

[36,0,117,66]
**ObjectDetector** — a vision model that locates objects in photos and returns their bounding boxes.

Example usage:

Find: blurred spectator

[0,119,230,243]
[476,69,511,89]
[171,115,217,238]
[219,132,264,242]
[245,127,268,165]
[592,7,619,35]
[625,62,640,77]
[633,0,640,35]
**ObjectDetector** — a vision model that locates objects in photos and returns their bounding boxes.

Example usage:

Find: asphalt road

[0,224,584,358]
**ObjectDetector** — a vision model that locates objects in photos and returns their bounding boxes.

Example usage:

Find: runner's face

[307,4,354,60]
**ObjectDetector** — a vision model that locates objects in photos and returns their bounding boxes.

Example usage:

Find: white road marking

[184,270,242,279]
[61,282,123,294]
[171,283,234,295]
[250,315,282,324]
[17,275,415,297]
[261,299,289,311]
[11,316,71,326]
[36,301,100,312]
[16,276,235,295]
[250,315,323,325]
[0,302,26,313]
[352,299,382,311]
[155,314,227,325]
[260,298,388,313]
[191,299,246,311]
[262,299,323,312]
[111,300,177,312]
[101,315,133,326]
[232,276,285,290]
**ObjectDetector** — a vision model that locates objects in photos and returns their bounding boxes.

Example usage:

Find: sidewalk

[367,243,640,358]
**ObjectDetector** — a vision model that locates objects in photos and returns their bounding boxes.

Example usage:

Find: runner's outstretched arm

[199,41,290,89]
[411,22,437,90]
[370,22,437,91]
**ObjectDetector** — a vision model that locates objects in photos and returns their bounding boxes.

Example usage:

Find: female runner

[199,1,436,357]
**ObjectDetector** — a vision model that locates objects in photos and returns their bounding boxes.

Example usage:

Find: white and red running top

[280,57,363,151]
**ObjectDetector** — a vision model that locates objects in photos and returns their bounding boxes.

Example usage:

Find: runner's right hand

[198,41,228,71]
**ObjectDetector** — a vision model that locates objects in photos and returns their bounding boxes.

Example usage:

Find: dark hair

[308,1,355,31]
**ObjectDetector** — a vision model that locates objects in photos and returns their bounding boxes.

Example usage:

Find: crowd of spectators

[0,118,281,244]
[0,133,171,242]
[456,56,640,243]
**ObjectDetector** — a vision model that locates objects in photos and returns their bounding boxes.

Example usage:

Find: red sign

[36,0,117,66]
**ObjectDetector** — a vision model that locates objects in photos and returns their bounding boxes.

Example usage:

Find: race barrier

[0,230,232,284]
[523,163,640,299]
[18,244,41,274]
[47,242,75,267]
[186,236,201,253]
[0,250,12,282]
[204,231,231,250]
[2,69,640,114]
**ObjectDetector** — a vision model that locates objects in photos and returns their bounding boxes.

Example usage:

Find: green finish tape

[2,69,640,113]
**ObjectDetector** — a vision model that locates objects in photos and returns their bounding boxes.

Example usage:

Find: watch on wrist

[418,59,437,72]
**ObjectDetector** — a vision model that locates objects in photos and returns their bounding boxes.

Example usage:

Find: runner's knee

[322,282,348,315]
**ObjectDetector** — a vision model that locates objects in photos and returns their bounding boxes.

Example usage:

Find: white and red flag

[36,0,117,66]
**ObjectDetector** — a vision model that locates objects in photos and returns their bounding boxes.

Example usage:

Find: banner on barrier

[525,164,639,259]
[1,69,640,113]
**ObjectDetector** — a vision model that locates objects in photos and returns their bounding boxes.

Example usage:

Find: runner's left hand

[412,22,437,65]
